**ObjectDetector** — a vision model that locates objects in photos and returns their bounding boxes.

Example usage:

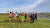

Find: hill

[38,13,50,20]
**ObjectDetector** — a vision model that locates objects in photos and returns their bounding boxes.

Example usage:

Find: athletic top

[21,16,24,19]
[12,13,14,16]
[12,13,14,17]
[15,13,17,16]
[35,13,37,16]
[28,14,30,17]
[31,14,35,19]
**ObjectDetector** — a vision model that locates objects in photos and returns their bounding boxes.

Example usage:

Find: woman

[15,12,18,21]
[28,12,31,22]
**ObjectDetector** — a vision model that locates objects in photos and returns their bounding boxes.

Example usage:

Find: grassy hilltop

[0,13,50,28]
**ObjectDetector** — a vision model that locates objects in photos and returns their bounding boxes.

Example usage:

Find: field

[0,14,50,28]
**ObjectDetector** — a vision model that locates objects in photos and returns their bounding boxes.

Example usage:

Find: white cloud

[0,0,45,13]
[22,0,44,9]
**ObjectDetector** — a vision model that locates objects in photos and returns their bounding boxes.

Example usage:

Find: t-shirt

[21,16,24,19]
[28,14,30,17]
[12,13,14,17]
[15,13,17,16]
[35,13,37,16]
[32,14,35,19]
[12,13,14,16]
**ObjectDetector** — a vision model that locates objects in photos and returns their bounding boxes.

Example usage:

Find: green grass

[0,14,50,28]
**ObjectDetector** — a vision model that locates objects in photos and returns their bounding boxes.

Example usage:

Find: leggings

[35,16,37,20]
[31,18,34,23]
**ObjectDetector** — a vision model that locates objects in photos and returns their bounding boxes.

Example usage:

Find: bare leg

[16,17,18,21]
[15,16,17,21]
[25,18,27,21]
[9,18,12,22]
[28,17,30,22]
[22,19,24,23]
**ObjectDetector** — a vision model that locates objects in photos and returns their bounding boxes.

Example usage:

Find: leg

[17,17,18,20]
[9,18,12,22]
[25,18,26,20]
[28,17,30,22]
[15,16,16,21]
[33,18,34,23]
[22,19,24,23]
[25,16,27,21]
[35,16,37,20]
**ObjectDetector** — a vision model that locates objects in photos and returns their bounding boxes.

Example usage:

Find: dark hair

[10,12,11,13]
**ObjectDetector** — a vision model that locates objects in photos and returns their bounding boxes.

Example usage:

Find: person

[12,11,14,19]
[8,11,12,22]
[15,12,18,21]
[30,13,32,19]
[31,12,35,23]
[21,14,24,23]
[25,13,27,21]
[11,11,14,17]
[35,11,37,21]
[28,12,31,22]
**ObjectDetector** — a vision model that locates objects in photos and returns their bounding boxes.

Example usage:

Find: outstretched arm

[7,10,10,14]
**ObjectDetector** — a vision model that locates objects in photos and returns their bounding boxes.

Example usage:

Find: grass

[0,14,50,28]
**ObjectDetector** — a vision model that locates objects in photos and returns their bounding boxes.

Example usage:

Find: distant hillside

[38,13,50,20]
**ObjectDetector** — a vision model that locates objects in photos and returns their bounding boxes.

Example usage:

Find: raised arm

[7,10,10,14]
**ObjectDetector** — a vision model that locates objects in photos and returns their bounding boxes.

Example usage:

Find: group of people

[8,11,37,23]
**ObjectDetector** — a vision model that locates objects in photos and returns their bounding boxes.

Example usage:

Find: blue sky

[0,0,50,13]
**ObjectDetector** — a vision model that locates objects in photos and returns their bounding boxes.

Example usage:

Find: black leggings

[35,16,37,20]
[31,18,34,22]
